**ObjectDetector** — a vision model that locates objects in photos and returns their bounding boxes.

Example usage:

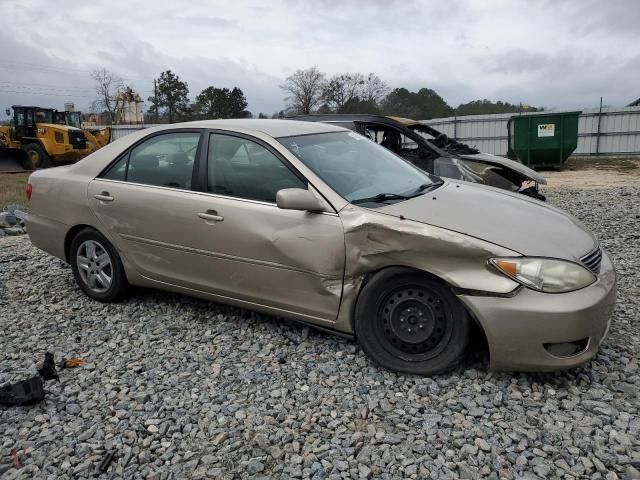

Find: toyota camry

[25,120,616,374]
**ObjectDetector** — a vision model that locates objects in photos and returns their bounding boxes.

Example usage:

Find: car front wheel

[355,269,470,375]
[70,228,127,302]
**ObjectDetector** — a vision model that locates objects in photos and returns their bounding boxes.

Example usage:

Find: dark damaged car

[292,114,547,200]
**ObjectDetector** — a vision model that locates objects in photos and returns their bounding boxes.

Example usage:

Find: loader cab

[53,111,67,125]
[12,106,36,139]
[65,111,82,129]
[12,106,55,139]
[49,110,82,129]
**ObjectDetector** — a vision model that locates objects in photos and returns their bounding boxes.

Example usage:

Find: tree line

[90,66,541,124]
[280,66,542,119]
[146,70,251,123]
[91,68,251,124]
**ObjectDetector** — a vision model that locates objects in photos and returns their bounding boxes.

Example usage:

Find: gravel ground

[0,186,639,480]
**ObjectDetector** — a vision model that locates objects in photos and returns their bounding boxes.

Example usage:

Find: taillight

[26,183,32,201]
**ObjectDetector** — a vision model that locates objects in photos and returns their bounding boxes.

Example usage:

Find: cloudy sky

[1,0,638,119]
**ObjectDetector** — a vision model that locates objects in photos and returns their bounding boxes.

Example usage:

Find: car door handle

[198,211,224,223]
[94,192,114,202]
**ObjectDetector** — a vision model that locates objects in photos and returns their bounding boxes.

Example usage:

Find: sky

[1,0,639,120]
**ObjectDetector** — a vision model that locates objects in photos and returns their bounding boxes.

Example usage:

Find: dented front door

[187,193,346,323]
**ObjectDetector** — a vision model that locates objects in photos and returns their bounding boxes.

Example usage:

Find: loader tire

[23,143,52,170]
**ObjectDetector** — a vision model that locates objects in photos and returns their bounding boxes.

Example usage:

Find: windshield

[278,131,434,204]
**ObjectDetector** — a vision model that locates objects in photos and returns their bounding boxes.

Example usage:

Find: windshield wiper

[410,183,432,195]
[351,192,410,205]
[407,179,444,197]
[352,178,445,205]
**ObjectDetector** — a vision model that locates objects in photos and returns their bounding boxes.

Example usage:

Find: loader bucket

[0,147,30,172]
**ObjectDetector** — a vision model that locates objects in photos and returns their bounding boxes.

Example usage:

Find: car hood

[459,152,547,185]
[379,181,597,261]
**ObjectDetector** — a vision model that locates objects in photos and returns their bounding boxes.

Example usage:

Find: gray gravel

[1,186,639,479]
[0,205,28,238]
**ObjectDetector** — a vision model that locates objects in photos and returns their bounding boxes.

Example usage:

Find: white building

[116,88,144,124]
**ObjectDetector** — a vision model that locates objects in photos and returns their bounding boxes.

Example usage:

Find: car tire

[355,269,470,375]
[70,228,127,302]
[23,143,52,170]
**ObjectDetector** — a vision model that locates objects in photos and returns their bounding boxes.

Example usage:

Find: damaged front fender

[334,205,520,333]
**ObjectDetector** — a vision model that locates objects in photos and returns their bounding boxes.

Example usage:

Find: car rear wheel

[70,228,127,302]
[355,269,470,375]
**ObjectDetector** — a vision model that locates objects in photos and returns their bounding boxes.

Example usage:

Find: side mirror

[276,188,326,212]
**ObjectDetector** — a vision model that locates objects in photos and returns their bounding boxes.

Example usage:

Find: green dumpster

[507,111,581,168]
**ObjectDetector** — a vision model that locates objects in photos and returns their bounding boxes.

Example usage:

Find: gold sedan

[25,120,616,375]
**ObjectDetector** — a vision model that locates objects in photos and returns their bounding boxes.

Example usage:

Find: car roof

[148,119,345,138]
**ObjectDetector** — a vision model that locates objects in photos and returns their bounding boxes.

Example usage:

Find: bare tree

[363,73,389,103]
[323,72,365,112]
[280,66,326,114]
[91,68,125,124]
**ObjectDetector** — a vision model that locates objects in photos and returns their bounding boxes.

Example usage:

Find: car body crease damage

[333,205,520,332]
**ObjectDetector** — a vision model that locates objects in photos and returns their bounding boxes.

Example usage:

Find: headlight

[489,257,596,293]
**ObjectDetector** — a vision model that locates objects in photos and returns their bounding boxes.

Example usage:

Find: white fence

[424,106,640,157]
[105,107,640,158]
[109,124,159,142]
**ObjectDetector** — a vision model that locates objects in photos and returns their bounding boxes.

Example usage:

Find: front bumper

[459,251,617,371]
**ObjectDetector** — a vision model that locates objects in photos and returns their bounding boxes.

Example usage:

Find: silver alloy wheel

[76,240,113,293]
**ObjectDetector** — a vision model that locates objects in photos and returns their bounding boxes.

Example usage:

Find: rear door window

[102,132,200,189]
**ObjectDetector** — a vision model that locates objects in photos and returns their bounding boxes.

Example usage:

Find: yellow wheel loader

[61,110,112,153]
[0,106,89,171]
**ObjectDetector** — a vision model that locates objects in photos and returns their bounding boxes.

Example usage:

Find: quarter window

[207,133,306,202]
[102,132,200,189]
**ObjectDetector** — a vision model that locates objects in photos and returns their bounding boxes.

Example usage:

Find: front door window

[207,133,306,202]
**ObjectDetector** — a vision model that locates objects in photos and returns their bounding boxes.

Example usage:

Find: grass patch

[567,157,640,172]
[0,172,30,208]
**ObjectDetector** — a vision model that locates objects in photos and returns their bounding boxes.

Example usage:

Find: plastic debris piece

[0,377,45,406]
[10,449,22,469]
[37,352,59,381]
[97,450,116,473]
[62,358,87,369]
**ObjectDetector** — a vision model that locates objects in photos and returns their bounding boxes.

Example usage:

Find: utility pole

[154,79,159,124]
[453,108,457,140]
[595,96,603,155]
